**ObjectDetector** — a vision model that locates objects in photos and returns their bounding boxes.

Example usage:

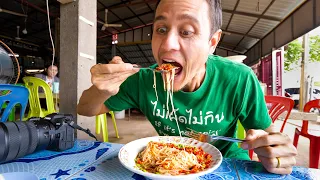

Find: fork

[133,64,165,73]
[186,128,246,143]
[132,64,178,73]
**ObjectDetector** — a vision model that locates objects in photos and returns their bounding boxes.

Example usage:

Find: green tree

[284,39,303,71]
[284,35,320,71]
[309,35,320,62]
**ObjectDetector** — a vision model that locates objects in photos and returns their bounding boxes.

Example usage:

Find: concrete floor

[94,112,319,169]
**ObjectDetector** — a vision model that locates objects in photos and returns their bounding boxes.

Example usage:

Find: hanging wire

[256,0,260,12]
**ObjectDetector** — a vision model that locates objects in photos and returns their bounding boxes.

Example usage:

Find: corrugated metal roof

[119,46,140,52]
[0,0,308,66]
[265,0,305,18]
[228,14,258,34]
[222,12,232,30]
[144,50,153,57]
[237,0,273,15]
[248,19,279,37]
[222,34,243,45]
[239,37,259,49]
[222,0,238,10]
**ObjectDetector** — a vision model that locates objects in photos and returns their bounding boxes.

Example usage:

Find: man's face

[47,65,58,78]
[152,0,221,91]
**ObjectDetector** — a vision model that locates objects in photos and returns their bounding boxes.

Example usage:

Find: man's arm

[77,85,110,116]
[77,56,139,117]
[263,124,277,133]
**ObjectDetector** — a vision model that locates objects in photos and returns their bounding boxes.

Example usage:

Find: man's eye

[156,27,167,34]
[181,30,193,37]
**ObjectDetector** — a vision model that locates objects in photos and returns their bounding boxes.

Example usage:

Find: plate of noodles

[118,136,222,180]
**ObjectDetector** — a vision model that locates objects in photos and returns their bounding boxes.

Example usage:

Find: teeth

[163,59,176,62]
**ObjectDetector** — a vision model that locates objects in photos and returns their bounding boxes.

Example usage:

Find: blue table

[0,140,319,180]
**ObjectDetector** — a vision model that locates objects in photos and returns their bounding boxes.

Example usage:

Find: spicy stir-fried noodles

[135,141,212,175]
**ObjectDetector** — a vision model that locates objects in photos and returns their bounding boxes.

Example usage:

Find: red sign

[112,34,118,41]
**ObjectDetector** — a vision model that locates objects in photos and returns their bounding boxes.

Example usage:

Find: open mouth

[162,59,183,75]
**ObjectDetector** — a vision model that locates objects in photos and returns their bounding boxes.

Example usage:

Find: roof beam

[219,42,248,50]
[217,46,243,54]
[97,0,158,12]
[223,30,260,39]
[97,40,153,48]
[106,10,153,26]
[121,0,147,26]
[220,0,240,46]
[0,34,40,47]
[14,0,58,17]
[137,44,151,63]
[223,9,282,22]
[233,0,276,51]
[98,22,153,39]
[115,46,133,63]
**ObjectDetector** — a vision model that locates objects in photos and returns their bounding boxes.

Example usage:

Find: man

[78,0,297,174]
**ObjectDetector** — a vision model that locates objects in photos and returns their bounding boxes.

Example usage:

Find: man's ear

[209,29,222,54]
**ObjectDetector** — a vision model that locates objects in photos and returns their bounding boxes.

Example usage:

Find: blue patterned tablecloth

[0,140,319,180]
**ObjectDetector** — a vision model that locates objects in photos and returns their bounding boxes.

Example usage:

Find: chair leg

[249,150,254,160]
[293,130,300,148]
[309,138,320,169]
[101,113,108,142]
[95,115,101,134]
[8,108,15,121]
[110,112,120,138]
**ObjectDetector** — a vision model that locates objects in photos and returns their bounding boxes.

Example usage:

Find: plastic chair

[249,95,294,159]
[237,120,245,147]
[0,85,29,122]
[95,111,120,142]
[22,77,56,118]
[293,99,320,168]
[265,95,295,132]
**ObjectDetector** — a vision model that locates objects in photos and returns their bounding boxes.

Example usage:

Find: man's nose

[160,31,180,52]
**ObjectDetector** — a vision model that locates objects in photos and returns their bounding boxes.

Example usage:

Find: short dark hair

[155,0,222,36]
[206,0,222,36]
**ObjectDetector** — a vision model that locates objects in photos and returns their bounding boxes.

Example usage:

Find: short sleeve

[237,70,272,130]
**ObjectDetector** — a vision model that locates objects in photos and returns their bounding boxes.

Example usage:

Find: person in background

[35,64,59,90]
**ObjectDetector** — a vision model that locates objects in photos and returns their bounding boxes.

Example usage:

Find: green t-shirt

[105,55,271,160]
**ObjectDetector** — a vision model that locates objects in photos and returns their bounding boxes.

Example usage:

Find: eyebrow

[154,14,200,26]
[177,14,200,26]
[154,15,166,23]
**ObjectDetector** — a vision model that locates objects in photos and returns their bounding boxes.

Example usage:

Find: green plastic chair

[22,77,56,118]
[237,120,246,147]
[96,111,119,142]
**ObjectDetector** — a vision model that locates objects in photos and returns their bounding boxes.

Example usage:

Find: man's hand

[90,56,139,96]
[77,56,139,116]
[241,129,297,174]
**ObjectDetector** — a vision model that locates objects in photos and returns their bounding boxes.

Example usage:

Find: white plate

[118,136,222,180]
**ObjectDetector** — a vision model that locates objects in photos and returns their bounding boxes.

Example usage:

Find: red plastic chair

[293,99,320,168]
[249,95,294,160]
[265,95,295,132]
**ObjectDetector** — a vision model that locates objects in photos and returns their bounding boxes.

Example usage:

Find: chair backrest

[22,76,55,117]
[0,85,29,122]
[265,95,295,132]
[301,99,320,134]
